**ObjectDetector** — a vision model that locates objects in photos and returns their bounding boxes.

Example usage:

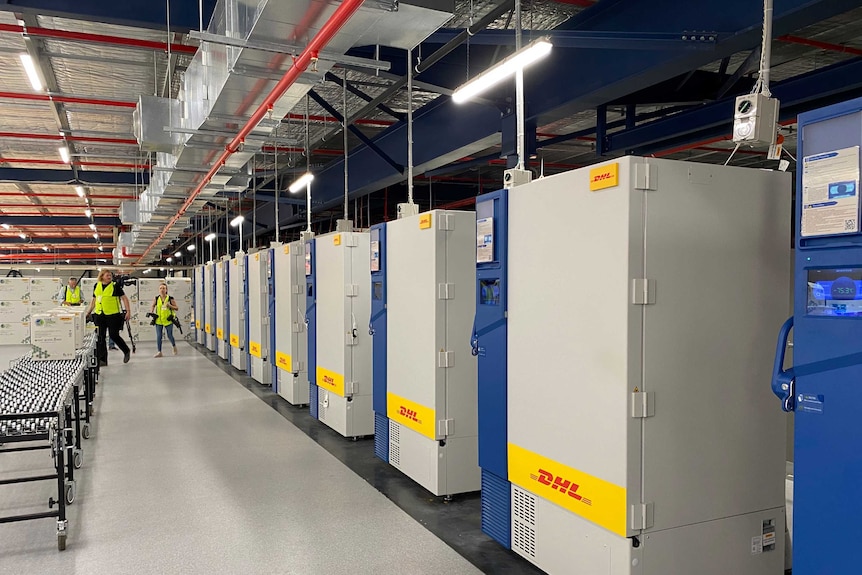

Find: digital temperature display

[807,268,862,317]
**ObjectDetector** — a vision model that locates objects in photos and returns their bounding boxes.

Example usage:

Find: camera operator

[84,269,131,366]
[149,282,179,357]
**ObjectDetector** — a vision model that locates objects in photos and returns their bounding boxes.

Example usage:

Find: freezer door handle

[771,316,796,413]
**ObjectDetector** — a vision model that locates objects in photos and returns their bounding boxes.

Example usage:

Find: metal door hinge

[634,162,657,191]
[630,502,654,530]
[438,350,454,368]
[346,284,358,297]
[292,285,302,295]
[292,321,303,333]
[438,213,454,231]
[294,360,304,372]
[345,332,357,346]
[631,391,655,418]
[343,234,359,247]
[632,279,656,305]
[345,381,356,395]
[438,419,454,436]
[262,316,269,326]
[438,283,454,300]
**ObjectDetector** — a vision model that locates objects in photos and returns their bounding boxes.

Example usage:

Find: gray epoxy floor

[0,341,482,574]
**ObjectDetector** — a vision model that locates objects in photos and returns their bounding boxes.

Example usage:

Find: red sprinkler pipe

[0,252,106,260]
[137,0,367,263]
[0,132,138,145]
[0,91,136,108]
[0,23,197,55]
[0,158,149,169]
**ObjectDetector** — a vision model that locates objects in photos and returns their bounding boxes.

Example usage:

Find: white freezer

[228,253,247,371]
[274,241,308,405]
[247,248,271,384]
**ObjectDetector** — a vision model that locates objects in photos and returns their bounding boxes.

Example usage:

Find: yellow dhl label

[508,443,628,537]
[216,328,224,339]
[229,333,239,347]
[218,262,223,268]
[333,234,342,246]
[387,391,436,439]
[59,317,73,322]
[205,323,211,334]
[589,162,619,191]
[419,213,432,229]
[275,351,292,372]
[196,320,201,329]
[254,253,260,261]
[233,259,237,266]
[283,245,290,254]
[317,366,345,397]
[249,341,261,358]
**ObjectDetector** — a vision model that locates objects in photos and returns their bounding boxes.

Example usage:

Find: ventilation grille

[374,413,389,463]
[512,486,537,558]
[309,383,319,419]
[389,419,401,467]
[318,389,327,420]
[481,469,512,549]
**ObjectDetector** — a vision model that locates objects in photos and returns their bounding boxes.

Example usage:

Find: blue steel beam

[273,0,854,226]
[424,28,723,50]
[0,216,120,226]
[605,56,862,155]
[0,0,216,33]
[0,168,148,186]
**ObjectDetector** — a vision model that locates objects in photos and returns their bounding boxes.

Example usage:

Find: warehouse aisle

[0,341,482,574]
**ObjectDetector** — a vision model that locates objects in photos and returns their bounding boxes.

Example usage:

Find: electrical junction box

[228,252,247,371]
[382,210,480,497]
[204,262,217,352]
[216,257,229,361]
[479,157,791,575]
[733,93,780,145]
[397,203,419,219]
[31,313,76,360]
[503,168,532,189]
[315,230,373,438]
[274,240,309,406]
[247,248,272,385]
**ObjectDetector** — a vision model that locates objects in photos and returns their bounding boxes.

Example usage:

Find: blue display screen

[807,268,862,316]
[480,279,500,306]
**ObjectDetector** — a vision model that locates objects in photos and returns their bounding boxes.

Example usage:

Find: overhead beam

[0,216,120,226]
[0,168,148,186]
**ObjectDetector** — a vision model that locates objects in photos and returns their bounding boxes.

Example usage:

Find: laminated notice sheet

[802,146,861,237]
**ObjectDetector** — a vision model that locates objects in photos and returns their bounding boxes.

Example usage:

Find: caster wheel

[73,451,83,469]
[65,484,75,505]
[57,533,66,551]
[82,424,90,439]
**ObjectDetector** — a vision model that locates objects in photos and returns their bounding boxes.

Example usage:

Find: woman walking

[150,283,179,357]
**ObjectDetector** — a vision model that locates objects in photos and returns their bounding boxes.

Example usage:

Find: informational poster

[801,146,860,237]
[370,240,380,272]
[477,217,494,263]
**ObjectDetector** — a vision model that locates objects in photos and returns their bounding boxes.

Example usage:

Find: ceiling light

[41,246,48,251]
[143,268,151,274]
[452,37,553,104]
[58,146,70,163]
[65,259,70,264]
[18,232,26,239]
[19,54,43,92]
[35,267,40,272]
[92,232,99,239]
[166,257,173,263]
[160,267,165,271]
[88,223,96,230]
[289,172,314,193]
[85,209,92,218]
[230,215,245,227]
[75,186,85,198]
[1,224,9,230]
[26,260,31,264]
[98,259,107,263]
[187,245,196,252]
[98,245,104,251]
[204,233,216,242]
[174,251,182,258]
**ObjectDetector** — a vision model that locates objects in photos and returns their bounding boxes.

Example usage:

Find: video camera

[146,311,184,334]
[113,274,138,288]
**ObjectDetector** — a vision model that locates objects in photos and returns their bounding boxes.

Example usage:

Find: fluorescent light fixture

[166,257,173,263]
[75,186,85,197]
[230,215,245,227]
[144,268,151,274]
[98,259,107,263]
[19,54,43,91]
[88,223,96,230]
[26,260,31,264]
[35,267,40,272]
[18,232,26,239]
[289,172,314,193]
[41,246,48,251]
[187,245,196,252]
[1,223,9,230]
[98,245,104,252]
[58,146,70,163]
[92,233,99,239]
[160,267,165,271]
[204,233,217,242]
[85,209,92,218]
[452,37,553,104]
[65,259,70,264]
[174,251,182,258]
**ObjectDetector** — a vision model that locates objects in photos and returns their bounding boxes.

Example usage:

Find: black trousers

[95,313,130,363]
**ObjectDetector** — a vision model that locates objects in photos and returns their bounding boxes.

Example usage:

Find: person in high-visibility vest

[150,283,179,358]
[84,269,132,366]
[60,277,82,306]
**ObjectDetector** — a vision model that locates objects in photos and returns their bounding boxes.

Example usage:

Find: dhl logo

[398,406,421,423]
[531,468,593,506]
[590,171,614,183]
[277,356,289,367]
[588,162,619,191]
[323,375,335,385]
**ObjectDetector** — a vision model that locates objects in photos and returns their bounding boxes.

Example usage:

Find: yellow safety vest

[94,282,121,315]
[65,285,81,304]
[155,295,173,326]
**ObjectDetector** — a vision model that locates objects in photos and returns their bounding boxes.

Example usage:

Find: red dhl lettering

[398,406,420,423]
[591,171,614,183]
[531,468,593,506]
[277,357,288,367]
[323,375,335,385]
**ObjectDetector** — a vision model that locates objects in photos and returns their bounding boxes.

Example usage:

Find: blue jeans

[155,324,176,352]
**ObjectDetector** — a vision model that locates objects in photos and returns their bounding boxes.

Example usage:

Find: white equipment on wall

[314,226,373,438]
[274,241,308,405]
